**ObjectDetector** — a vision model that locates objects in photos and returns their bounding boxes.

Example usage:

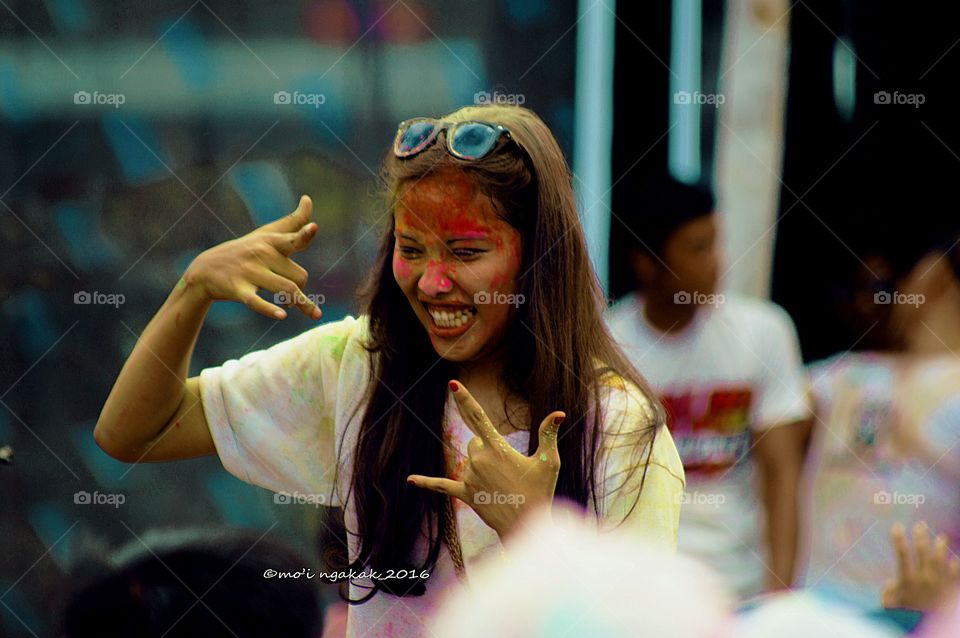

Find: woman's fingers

[534,412,565,467]
[257,195,314,235]
[913,521,932,573]
[237,283,289,320]
[950,557,960,580]
[450,380,509,449]
[933,534,950,572]
[267,223,319,258]
[248,269,321,319]
[892,523,913,580]
[407,474,468,502]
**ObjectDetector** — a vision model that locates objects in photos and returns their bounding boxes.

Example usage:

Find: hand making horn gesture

[407,380,566,539]
[183,195,322,320]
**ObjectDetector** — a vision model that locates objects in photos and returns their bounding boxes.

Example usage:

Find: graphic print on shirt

[661,387,753,477]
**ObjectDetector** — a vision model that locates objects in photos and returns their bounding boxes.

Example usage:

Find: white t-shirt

[606,292,811,597]
[198,314,685,637]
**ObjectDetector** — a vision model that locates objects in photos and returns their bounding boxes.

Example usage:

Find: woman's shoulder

[293,313,371,364]
[595,369,684,485]
[595,370,655,426]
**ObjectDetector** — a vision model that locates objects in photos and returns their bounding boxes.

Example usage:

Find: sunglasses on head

[393,118,513,160]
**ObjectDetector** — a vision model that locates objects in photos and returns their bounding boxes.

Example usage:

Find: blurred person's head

[344,104,665,601]
[623,175,720,304]
[59,528,322,638]
[873,228,960,351]
[429,502,733,637]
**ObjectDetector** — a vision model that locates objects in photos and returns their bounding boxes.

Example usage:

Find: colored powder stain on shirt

[292,386,307,404]
[320,334,348,365]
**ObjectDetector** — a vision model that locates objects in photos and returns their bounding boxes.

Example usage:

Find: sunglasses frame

[393,117,513,160]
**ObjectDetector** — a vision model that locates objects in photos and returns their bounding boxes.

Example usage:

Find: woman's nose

[419,260,454,296]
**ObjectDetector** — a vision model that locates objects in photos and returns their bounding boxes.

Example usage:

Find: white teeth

[426,306,476,328]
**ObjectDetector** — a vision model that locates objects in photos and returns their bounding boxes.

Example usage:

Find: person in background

[58,529,324,638]
[801,228,960,609]
[606,175,813,599]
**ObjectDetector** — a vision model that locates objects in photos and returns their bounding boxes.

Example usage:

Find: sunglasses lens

[396,120,437,155]
[449,123,500,159]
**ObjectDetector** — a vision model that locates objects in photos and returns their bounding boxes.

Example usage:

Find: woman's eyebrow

[395,231,491,243]
[449,233,490,242]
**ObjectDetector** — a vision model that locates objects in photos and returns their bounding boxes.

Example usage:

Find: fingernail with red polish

[449,380,459,392]
[553,415,565,425]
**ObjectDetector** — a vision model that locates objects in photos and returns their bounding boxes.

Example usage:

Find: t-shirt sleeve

[753,304,813,430]
[198,315,367,506]
[596,375,686,550]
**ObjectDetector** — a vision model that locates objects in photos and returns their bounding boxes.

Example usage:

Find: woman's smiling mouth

[422,302,479,332]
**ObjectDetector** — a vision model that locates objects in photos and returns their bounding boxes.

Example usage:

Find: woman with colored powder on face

[93,104,685,638]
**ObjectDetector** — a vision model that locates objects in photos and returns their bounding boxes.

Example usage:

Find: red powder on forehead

[395,169,506,239]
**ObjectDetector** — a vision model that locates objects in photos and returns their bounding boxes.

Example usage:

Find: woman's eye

[399,246,421,257]
[453,249,483,258]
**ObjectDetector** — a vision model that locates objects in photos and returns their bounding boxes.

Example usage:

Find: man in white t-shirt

[606,176,813,599]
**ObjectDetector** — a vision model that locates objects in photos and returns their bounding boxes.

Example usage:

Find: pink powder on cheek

[392,250,413,279]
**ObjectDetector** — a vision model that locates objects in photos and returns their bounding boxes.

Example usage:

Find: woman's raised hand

[183,195,323,320]
[407,380,566,539]
[882,521,960,611]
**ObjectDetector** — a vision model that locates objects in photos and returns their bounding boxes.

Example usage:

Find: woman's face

[393,168,523,362]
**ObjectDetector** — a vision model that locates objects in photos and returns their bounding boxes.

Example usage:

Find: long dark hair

[330,104,666,602]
